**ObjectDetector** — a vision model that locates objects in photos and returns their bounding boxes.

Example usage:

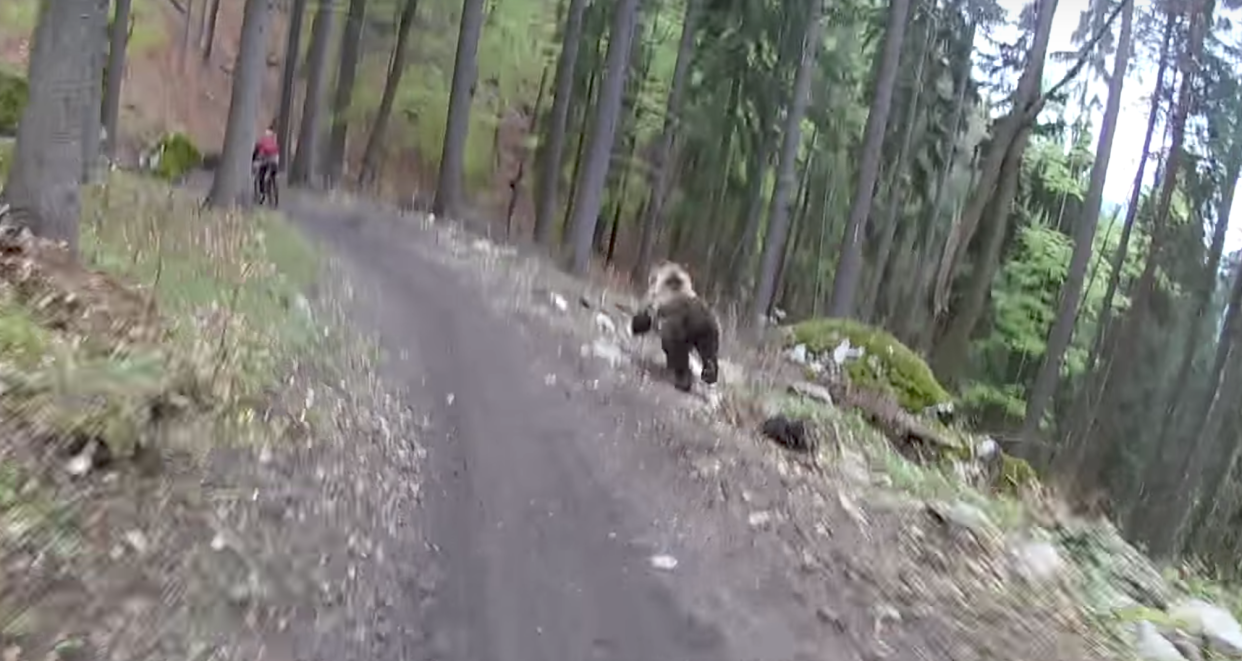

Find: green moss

[789,318,951,412]
[0,299,49,370]
[0,70,28,136]
[150,132,202,181]
[0,139,11,179]
[1000,454,1038,493]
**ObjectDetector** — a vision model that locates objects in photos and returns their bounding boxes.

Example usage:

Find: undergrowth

[82,172,320,406]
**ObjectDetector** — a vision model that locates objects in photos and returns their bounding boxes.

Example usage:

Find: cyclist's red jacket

[254,133,279,159]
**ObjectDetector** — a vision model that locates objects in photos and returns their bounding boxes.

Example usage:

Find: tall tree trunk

[201,0,221,62]
[631,0,701,283]
[3,0,109,253]
[566,0,642,275]
[325,0,368,186]
[1021,0,1133,436]
[102,0,134,163]
[1081,0,1207,495]
[432,0,487,218]
[931,0,1060,314]
[860,5,934,324]
[560,67,597,242]
[506,66,549,236]
[930,127,1030,381]
[358,0,420,187]
[82,0,109,183]
[1058,10,1175,464]
[289,0,337,187]
[275,0,309,170]
[180,0,196,71]
[1153,132,1242,435]
[1116,0,1205,347]
[1127,134,1242,546]
[749,0,823,323]
[1176,253,1242,555]
[727,128,774,298]
[206,0,272,207]
[828,0,911,319]
[1182,345,1242,560]
[594,0,655,256]
[533,0,588,245]
[1146,294,1242,559]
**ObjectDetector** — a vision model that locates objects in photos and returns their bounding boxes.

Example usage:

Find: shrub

[0,70,28,136]
[150,132,202,181]
[789,317,951,412]
[0,138,12,179]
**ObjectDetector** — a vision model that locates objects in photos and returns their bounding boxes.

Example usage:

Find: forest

[300,0,1242,573]
[6,0,1242,579]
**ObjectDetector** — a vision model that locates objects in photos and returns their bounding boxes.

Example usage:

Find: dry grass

[0,171,332,658]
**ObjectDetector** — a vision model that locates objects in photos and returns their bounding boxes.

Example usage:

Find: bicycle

[253,161,279,208]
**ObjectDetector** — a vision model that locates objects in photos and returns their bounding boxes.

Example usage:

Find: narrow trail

[284,191,852,661]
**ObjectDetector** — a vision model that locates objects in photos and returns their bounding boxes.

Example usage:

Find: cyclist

[251,127,280,196]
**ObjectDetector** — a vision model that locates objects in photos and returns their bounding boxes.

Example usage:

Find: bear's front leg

[631,308,655,335]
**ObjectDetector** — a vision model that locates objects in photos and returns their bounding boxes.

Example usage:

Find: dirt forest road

[281,190,866,661]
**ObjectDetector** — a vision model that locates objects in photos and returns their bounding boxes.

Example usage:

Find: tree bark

[1152,125,1242,440]
[1083,0,1207,490]
[289,0,337,187]
[931,0,1060,315]
[631,0,701,283]
[201,0,221,62]
[358,0,420,187]
[275,0,309,170]
[827,0,911,319]
[1057,10,1175,464]
[749,0,824,323]
[533,0,588,245]
[560,67,597,242]
[726,127,774,298]
[180,0,196,71]
[1147,295,1242,559]
[432,0,487,218]
[930,127,1030,381]
[1126,137,1242,544]
[859,3,933,324]
[325,0,368,186]
[207,0,272,207]
[102,0,134,162]
[1021,0,1133,437]
[506,66,548,236]
[3,0,109,253]
[82,0,110,183]
[566,0,642,275]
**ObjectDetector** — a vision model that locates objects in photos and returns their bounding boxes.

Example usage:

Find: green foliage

[789,317,951,411]
[0,298,49,369]
[0,139,10,179]
[149,132,202,181]
[3,347,172,458]
[1000,454,1038,492]
[389,0,559,187]
[81,173,320,408]
[0,70,28,136]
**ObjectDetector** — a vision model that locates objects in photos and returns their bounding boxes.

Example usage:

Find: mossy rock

[150,132,202,181]
[789,318,951,412]
[999,454,1038,493]
[0,69,27,136]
